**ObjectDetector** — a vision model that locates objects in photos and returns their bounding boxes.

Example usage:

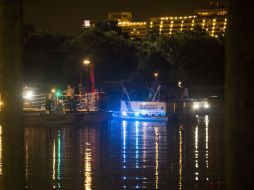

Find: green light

[55,90,62,97]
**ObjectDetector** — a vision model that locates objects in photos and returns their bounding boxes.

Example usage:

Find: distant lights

[193,102,200,110]
[119,13,225,38]
[23,90,34,100]
[193,101,210,110]
[204,102,210,109]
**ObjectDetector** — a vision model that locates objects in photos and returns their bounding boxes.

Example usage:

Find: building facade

[107,12,146,38]
[82,1,227,38]
[117,1,227,38]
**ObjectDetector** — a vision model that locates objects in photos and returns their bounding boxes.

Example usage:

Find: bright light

[135,112,139,116]
[0,101,3,106]
[193,102,200,110]
[51,88,56,93]
[83,59,91,65]
[23,91,34,100]
[204,102,210,109]
[178,81,182,88]
[122,111,127,116]
[154,72,158,77]
[56,90,62,97]
[83,20,91,28]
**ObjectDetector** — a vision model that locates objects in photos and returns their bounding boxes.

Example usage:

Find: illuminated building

[118,21,147,39]
[195,1,227,17]
[147,1,227,38]
[108,12,147,39]
[148,16,198,36]
[117,1,227,38]
[81,20,95,30]
[82,2,227,38]
[107,12,133,22]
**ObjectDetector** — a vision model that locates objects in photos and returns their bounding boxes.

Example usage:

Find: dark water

[0,115,224,190]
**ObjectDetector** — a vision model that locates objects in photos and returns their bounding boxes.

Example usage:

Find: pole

[0,0,25,189]
[90,63,95,93]
[79,69,82,95]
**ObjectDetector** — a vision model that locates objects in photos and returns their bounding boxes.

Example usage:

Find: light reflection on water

[0,125,2,175]
[0,115,224,189]
[179,125,183,190]
[113,120,167,189]
[84,137,92,190]
[195,122,199,181]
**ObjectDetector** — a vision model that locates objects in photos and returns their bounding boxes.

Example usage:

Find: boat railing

[60,92,103,112]
[1,90,106,113]
[23,93,46,112]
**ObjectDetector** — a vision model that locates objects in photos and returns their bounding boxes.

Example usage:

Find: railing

[0,91,107,113]
[23,93,46,111]
[59,92,104,112]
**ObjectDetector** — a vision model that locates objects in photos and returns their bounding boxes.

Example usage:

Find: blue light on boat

[135,112,139,116]
[122,111,127,116]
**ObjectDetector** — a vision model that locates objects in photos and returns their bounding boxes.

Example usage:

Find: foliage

[133,26,225,86]
[24,33,71,84]
[24,25,225,88]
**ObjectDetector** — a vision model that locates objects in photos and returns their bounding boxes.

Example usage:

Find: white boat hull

[112,112,168,122]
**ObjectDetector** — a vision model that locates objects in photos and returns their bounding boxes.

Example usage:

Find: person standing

[65,84,74,111]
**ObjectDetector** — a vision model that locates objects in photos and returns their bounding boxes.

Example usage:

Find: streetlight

[178,81,183,88]
[154,72,158,81]
[81,58,95,93]
[83,59,91,65]
[79,59,91,94]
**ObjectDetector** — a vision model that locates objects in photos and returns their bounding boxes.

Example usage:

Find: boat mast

[121,86,133,112]
[151,85,161,102]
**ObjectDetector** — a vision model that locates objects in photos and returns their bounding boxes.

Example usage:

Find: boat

[24,111,109,126]
[22,87,110,126]
[112,84,168,122]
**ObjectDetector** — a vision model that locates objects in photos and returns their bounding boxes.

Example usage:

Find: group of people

[45,85,75,114]
[45,94,65,114]
[45,85,92,114]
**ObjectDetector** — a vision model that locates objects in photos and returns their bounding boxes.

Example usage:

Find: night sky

[23,0,225,36]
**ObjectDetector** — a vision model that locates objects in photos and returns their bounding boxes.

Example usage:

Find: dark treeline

[24,22,225,90]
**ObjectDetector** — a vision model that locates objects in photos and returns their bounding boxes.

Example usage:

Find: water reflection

[84,138,92,190]
[114,120,167,189]
[0,114,224,189]
[25,137,28,182]
[179,125,183,190]
[191,115,213,188]
[155,127,159,189]
[205,115,209,181]
[52,139,56,186]
[52,130,63,188]
[195,122,199,181]
[0,125,2,175]
[80,127,100,190]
